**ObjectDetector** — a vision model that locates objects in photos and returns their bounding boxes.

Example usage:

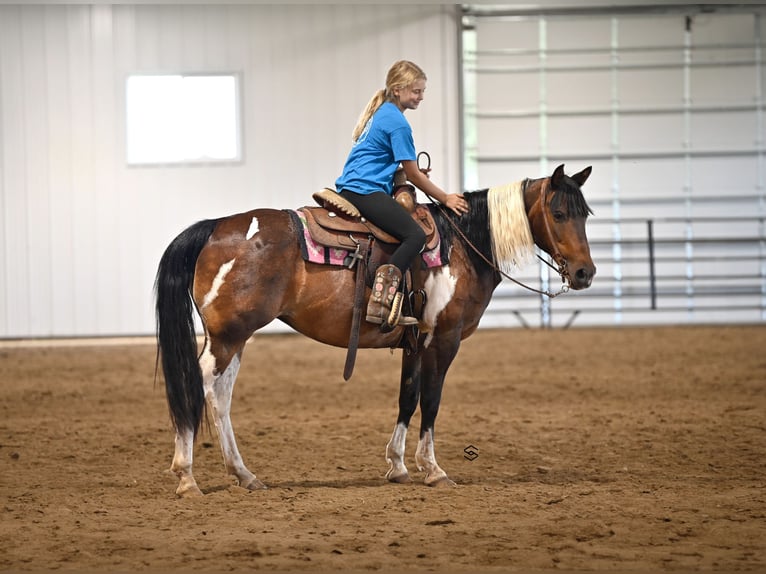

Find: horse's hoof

[176,484,204,498]
[174,474,204,498]
[242,477,268,491]
[425,475,457,488]
[386,471,412,484]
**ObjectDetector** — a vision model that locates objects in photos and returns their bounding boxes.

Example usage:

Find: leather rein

[420,156,570,298]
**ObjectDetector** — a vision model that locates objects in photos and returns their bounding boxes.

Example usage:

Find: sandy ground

[1,325,764,573]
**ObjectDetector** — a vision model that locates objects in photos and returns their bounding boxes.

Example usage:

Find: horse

[154,163,595,497]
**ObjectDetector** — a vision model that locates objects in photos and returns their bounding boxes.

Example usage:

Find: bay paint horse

[155,164,595,497]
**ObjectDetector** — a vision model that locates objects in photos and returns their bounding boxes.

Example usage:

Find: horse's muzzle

[570,264,596,290]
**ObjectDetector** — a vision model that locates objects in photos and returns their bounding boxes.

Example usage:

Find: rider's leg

[339,190,425,328]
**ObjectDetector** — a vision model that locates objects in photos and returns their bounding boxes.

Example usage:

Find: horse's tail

[154,218,219,437]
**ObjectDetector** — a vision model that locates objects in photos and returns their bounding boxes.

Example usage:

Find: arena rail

[486,214,766,328]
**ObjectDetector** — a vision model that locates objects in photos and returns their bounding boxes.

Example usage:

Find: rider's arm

[400,160,468,216]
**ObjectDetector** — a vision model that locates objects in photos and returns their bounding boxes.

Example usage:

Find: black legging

[339,189,426,273]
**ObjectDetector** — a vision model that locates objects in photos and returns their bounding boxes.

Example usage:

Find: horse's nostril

[574,267,594,286]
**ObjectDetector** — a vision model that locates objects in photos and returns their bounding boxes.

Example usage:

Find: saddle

[307,183,436,381]
[307,187,439,255]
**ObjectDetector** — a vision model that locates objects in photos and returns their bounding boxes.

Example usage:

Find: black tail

[154,218,219,436]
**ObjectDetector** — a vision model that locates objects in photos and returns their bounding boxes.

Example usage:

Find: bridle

[421,153,571,298]
[433,178,570,298]
[535,177,572,295]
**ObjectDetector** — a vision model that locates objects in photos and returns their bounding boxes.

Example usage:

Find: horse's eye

[553,210,566,222]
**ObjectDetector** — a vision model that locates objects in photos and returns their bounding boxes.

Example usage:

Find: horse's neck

[522,178,539,215]
[522,178,544,249]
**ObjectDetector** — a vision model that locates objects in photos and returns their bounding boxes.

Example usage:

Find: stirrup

[386,292,419,328]
[365,293,418,328]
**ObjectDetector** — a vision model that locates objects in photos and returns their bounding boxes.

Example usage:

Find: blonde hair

[351,60,427,141]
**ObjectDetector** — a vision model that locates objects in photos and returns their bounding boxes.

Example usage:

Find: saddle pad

[289,210,445,269]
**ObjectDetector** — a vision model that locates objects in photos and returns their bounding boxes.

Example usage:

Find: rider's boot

[366,264,419,331]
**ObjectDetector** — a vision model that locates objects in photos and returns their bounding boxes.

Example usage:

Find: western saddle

[303,171,438,379]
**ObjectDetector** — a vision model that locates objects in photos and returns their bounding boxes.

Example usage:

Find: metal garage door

[462,4,766,327]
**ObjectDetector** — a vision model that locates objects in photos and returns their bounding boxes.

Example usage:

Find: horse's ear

[571,166,592,186]
[551,164,566,187]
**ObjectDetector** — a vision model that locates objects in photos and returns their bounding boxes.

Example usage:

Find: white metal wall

[0,4,461,338]
[463,5,766,327]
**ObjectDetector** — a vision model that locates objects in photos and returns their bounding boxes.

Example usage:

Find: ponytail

[352,89,386,142]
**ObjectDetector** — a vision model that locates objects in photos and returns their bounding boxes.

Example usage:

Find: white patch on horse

[201,258,236,310]
[170,428,200,496]
[245,217,259,240]
[415,428,449,485]
[199,338,217,377]
[421,266,457,346]
[199,349,262,490]
[385,422,409,481]
[204,354,239,453]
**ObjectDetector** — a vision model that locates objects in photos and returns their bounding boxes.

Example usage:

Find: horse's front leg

[202,343,266,491]
[385,351,421,483]
[415,337,460,487]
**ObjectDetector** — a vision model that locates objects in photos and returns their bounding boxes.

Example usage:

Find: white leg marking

[415,428,453,486]
[201,348,263,490]
[245,216,259,240]
[171,428,202,497]
[421,266,457,346]
[201,258,236,309]
[385,422,410,482]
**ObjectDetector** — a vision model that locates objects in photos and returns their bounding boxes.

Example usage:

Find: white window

[126,74,241,165]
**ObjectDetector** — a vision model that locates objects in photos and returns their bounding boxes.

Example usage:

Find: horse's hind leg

[201,339,266,491]
[386,352,421,483]
[171,428,202,497]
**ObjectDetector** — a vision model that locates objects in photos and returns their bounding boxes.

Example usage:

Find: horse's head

[525,164,596,290]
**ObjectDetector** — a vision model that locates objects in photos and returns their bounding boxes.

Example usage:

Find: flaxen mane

[487,181,535,273]
[430,180,535,274]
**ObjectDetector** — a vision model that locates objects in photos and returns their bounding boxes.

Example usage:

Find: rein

[427,173,570,298]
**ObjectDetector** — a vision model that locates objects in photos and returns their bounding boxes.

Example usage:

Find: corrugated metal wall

[0,4,460,338]
[463,6,766,327]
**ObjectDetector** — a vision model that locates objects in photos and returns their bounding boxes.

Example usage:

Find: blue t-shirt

[335,101,417,196]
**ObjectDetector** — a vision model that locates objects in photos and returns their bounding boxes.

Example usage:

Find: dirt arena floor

[1,325,764,573]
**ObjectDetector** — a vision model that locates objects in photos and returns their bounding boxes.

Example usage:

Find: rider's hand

[444,193,469,216]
